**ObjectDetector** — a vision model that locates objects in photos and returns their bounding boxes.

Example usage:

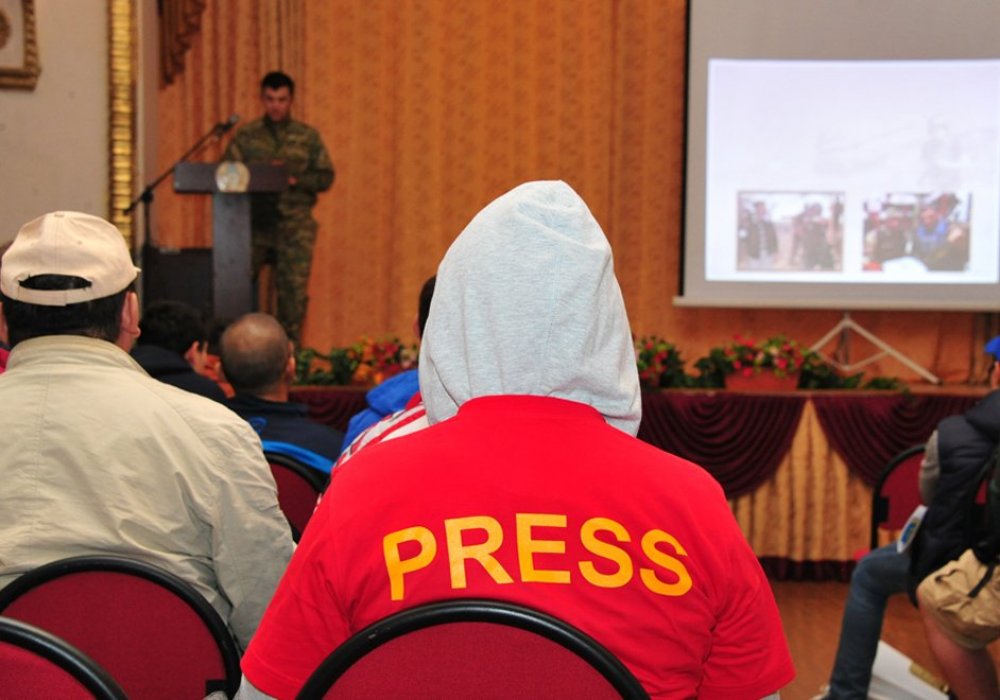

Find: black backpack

[907,444,997,603]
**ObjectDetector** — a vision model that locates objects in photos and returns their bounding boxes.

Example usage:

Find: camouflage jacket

[223,116,334,220]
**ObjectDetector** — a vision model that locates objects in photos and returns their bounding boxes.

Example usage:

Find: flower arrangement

[293,331,904,391]
[635,335,689,390]
[347,335,418,386]
[294,335,417,387]
[727,334,807,378]
[693,334,809,388]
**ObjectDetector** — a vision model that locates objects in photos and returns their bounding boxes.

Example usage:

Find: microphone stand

[123,119,234,266]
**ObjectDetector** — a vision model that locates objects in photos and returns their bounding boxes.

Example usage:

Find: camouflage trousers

[252,214,317,343]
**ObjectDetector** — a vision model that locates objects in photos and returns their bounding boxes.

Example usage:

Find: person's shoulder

[294,412,344,439]
[621,432,724,487]
[234,117,267,136]
[141,376,251,430]
[288,118,322,138]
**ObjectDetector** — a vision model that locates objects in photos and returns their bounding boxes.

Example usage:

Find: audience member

[0,211,294,651]
[916,337,1000,700]
[813,337,1000,699]
[221,312,344,474]
[132,299,228,401]
[340,275,435,451]
[235,181,793,699]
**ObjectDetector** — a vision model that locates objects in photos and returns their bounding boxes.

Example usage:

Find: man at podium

[223,71,334,342]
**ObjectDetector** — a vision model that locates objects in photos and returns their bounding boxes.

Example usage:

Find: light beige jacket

[0,335,294,650]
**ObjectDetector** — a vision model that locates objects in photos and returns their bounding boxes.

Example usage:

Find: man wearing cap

[0,211,295,651]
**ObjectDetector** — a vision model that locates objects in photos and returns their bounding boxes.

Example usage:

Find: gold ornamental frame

[0,0,40,89]
[108,0,135,244]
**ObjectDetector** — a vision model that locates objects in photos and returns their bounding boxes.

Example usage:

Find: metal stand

[810,312,941,384]
[123,116,237,258]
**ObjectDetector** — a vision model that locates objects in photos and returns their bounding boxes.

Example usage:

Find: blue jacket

[227,393,344,474]
[341,369,420,452]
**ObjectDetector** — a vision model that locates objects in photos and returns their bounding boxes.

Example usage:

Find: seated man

[0,211,294,651]
[814,339,1000,699]
[340,275,435,451]
[132,299,227,402]
[221,312,344,474]
[236,181,793,699]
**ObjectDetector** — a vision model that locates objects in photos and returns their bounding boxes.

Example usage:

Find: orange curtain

[154,0,988,383]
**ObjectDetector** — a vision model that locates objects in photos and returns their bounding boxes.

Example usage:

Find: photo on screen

[737,192,844,272]
[862,192,971,273]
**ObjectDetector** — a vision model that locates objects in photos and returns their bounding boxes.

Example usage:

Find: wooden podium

[173,162,287,319]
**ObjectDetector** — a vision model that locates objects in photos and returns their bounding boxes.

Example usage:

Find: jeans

[827,544,910,699]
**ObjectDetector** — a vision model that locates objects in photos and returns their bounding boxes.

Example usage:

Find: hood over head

[419,180,641,435]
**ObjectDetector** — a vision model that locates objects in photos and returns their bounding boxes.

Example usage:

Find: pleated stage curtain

[154,0,982,383]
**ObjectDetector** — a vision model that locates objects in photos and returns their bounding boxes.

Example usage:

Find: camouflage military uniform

[223,116,334,341]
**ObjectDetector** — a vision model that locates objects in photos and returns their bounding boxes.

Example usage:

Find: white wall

[0,0,108,243]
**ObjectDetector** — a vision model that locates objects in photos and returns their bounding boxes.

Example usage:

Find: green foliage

[294,347,357,386]
[862,375,907,391]
[797,354,864,389]
[635,336,691,390]
[293,332,906,392]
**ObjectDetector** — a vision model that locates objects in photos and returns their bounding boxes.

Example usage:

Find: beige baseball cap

[1,211,141,306]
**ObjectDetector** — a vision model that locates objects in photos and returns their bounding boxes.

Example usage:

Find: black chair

[266,451,328,541]
[0,616,127,699]
[296,599,649,699]
[869,443,926,551]
[0,555,241,699]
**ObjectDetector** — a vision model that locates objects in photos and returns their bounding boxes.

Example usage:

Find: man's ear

[184,340,208,372]
[116,291,141,351]
[284,347,297,383]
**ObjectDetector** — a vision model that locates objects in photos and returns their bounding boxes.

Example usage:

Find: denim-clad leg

[826,544,911,699]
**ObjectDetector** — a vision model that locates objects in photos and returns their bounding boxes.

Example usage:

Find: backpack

[907,444,996,603]
[971,442,1000,564]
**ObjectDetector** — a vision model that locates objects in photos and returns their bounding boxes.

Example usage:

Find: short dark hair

[261,71,294,95]
[1,275,130,346]
[417,275,436,338]
[137,300,208,356]
[219,313,290,395]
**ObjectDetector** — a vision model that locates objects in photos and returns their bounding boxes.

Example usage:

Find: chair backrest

[871,443,926,550]
[0,616,127,700]
[296,599,649,700]
[0,555,241,700]
[267,452,326,541]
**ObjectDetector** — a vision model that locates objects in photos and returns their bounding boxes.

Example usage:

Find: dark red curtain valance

[293,387,983,496]
[637,392,807,498]
[811,393,979,485]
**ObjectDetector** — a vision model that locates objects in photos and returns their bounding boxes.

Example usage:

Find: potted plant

[634,335,690,390]
[697,334,806,392]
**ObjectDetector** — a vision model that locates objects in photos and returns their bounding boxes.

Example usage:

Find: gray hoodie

[418,180,641,436]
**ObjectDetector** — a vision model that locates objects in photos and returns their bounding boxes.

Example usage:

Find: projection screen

[678,0,1000,310]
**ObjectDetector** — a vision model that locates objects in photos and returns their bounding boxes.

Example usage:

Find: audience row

[1,183,998,699]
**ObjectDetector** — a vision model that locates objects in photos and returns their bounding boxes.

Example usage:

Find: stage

[290,385,987,580]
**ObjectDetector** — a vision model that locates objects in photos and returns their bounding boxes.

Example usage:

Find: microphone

[215,113,240,134]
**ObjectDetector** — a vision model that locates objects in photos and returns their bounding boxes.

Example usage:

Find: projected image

[862,191,971,272]
[737,192,844,272]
